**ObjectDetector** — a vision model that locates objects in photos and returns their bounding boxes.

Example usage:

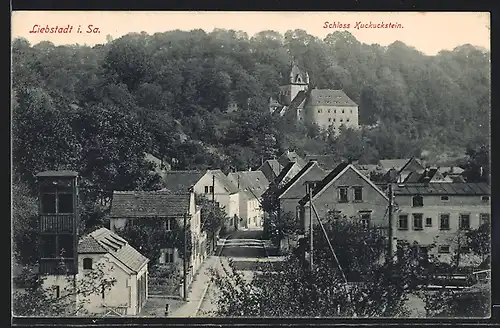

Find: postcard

[11,11,491,319]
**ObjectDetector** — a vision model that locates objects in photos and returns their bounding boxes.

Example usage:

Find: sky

[11,11,490,56]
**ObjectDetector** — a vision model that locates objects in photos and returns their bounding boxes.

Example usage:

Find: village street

[196,229,281,317]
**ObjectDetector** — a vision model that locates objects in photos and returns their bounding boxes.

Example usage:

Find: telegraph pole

[183,213,187,301]
[387,183,394,266]
[309,184,314,272]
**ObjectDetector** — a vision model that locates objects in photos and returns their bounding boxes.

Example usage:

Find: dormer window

[481,196,490,202]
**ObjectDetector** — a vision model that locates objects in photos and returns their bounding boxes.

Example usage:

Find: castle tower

[278,62,309,106]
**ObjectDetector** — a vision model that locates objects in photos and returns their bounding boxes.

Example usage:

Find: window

[83,258,93,270]
[328,109,331,113]
[338,187,348,203]
[346,118,350,122]
[59,234,74,257]
[438,245,450,254]
[398,215,409,230]
[328,118,331,122]
[204,186,209,193]
[460,246,470,254]
[55,286,60,298]
[318,109,321,113]
[333,118,336,122]
[340,118,343,122]
[440,196,449,201]
[334,109,336,114]
[101,285,105,299]
[480,213,490,225]
[481,196,490,202]
[350,110,353,114]
[353,187,363,202]
[412,214,423,230]
[459,214,470,230]
[40,235,57,258]
[425,217,432,227]
[359,212,371,229]
[209,186,214,193]
[342,109,345,113]
[215,201,220,208]
[58,193,73,213]
[164,218,174,231]
[412,195,423,207]
[41,193,57,213]
[440,214,450,230]
[159,248,174,264]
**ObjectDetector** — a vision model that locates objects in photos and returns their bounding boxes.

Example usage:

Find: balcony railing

[39,258,77,275]
[39,215,75,233]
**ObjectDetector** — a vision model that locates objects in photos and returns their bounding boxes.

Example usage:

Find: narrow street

[196,228,281,316]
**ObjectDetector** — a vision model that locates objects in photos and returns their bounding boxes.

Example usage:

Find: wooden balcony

[39,215,75,233]
[39,258,77,275]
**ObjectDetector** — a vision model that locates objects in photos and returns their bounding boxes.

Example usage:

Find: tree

[210,219,429,317]
[196,195,228,254]
[12,178,38,265]
[13,261,117,316]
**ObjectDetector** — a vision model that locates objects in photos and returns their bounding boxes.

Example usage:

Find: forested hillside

[12,28,490,195]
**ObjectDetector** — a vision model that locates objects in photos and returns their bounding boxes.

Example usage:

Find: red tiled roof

[110,191,190,218]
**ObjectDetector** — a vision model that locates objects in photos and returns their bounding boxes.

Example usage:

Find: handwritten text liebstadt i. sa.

[324,21,404,29]
[29,24,101,34]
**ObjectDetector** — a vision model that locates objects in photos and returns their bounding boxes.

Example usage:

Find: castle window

[328,109,331,113]
[333,118,336,122]
[350,110,353,114]
[342,109,345,113]
[334,109,336,114]
[340,119,343,122]
[328,118,331,122]
[318,109,322,113]
[347,118,350,122]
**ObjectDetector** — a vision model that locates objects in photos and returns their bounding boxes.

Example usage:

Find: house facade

[269,63,359,133]
[299,163,390,234]
[162,170,240,232]
[392,182,491,267]
[77,228,149,316]
[109,190,207,297]
[228,170,270,228]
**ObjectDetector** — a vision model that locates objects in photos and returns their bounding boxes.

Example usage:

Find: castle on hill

[269,63,359,134]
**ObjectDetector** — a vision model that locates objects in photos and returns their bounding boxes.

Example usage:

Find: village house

[403,167,453,183]
[258,159,283,183]
[298,163,390,235]
[228,170,270,228]
[162,170,240,232]
[392,182,491,267]
[272,160,327,251]
[269,63,359,134]
[109,190,207,297]
[77,228,149,316]
[277,150,307,168]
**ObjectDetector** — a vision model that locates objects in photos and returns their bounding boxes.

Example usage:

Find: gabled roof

[277,161,324,199]
[79,235,108,254]
[274,161,302,187]
[278,161,326,199]
[305,155,341,170]
[379,159,411,171]
[288,90,308,110]
[307,89,357,107]
[290,64,308,84]
[110,191,191,218]
[84,228,149,273]
[162,170,205,192]
[299,163,389,205]
[228,171,270,198]
[393,183,490,196]
[258,159,283,181]
[207,170,239,194]
[398,157,425,173]
[278,151,306,168]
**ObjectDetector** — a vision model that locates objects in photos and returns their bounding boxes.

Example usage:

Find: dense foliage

[11,29,490,264]
[13,262,116,316]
